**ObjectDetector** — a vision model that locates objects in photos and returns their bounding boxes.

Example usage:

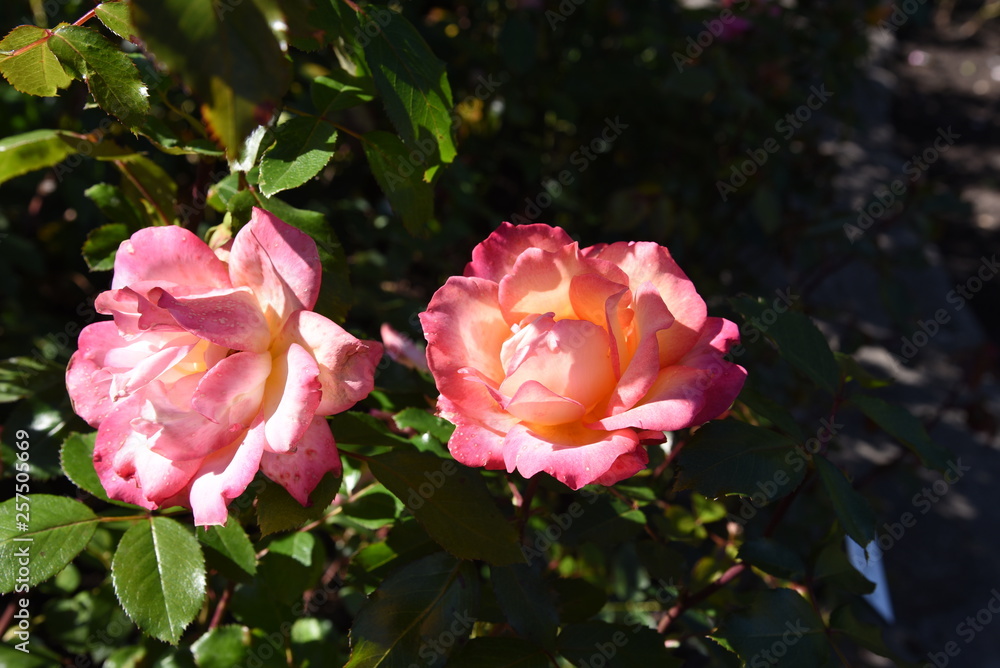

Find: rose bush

[420,223,746,489]
[66,208,383,526]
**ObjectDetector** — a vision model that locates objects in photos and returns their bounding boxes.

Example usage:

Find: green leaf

[850,394,951,470]
[362,130,434,234]
[259,116,338,196]
[368,450,524,565]
[60,431,134,506]
[311,74,375,114]
[0,26,73,97]
[393,408,455,443]
[331,411,412,449]
[197,516,257,581]
[491,564,559,648]
[813,542,874,594]
[48,25,149,129]
[350,517,438,586]
[0,356,61,403]
[677,420,805,500]
[131,0,291,157]
[82,222,129,271]
[111,153,178,226]
[336,489,399,531]
[362,9,456,165]
[738,387,804,441]
[0,495,99,593]
[558,622,679,668]
[0,129,81,186]
[560,496,645,547]
[346,552,479,668]
[85,182,146,231]
[265,531,317,566]
[191,625,286,668]
[738,538,806,581]
[550,577,608,624]
[96,2,137,42]
[256,470,341,536]
[449,638,552,668]
[717,589,829,668]
[829,605,919,666]
[112,517,207,644]
[814,457,876,546]
[732,297,840,394]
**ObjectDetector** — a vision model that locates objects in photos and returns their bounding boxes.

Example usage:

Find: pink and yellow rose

[420,223,746,489]
[66,208,383,526]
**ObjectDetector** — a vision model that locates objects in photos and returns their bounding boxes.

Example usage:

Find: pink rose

[419,223,746,489]
[66,208,383,526]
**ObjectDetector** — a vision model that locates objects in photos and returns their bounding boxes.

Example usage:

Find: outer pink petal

[501,422,642,489]
[605,282,675,415]
[439,396,511,469]
[261,343,322,454]
[259,417,341,506]
[93,394,200,508]
[587,241,707,366]
[66,321,122,426]
[497,244,629,324]
[191,351,271,426]
[677,317,747,424]
[95,287,179,337]
[593,447,650,486]
[150,286,271,353]
[112,226,231,291]
[464,222,575,282]
[188,420,267,526]
[279,311,383,415]
[591,366,708,432]
[420,276,510,399]
[380,322,429,373]
[228,207,321,327]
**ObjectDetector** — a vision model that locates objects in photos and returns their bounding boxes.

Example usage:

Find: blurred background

[1,0,998,665]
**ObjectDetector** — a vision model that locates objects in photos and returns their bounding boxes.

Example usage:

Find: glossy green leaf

[559,496,645,547]
[197,516,257,580]
[311,74,375,114]
[109,153,178,226]
[82,223,129,271]
[449,638,551,668]
[85,182,145,230]
[815,457,876,546]
[256,470,341,536]
[814,542,875,595]
[0,129,81,185]
[717,589,829,668]
[111,517,206,644]
[337,489,399,531]
[368,450,524,565]
[191,625,286,668]
[558,622,679,668]
[266,531,317,566]
[48,25,149,129]
[732,297,840,394]
[393,408,454,443]
[0,26,73,97]
[331,411,412,449]
[0,495,99,593]
[738,538,806,581]
[850,394,951,470]
[738,387,804,441]
[131,0,291,157]
[96,2,137,42]
[362,130,434,234]
[0,356,60,404]
[259,117,338,196]
[676,420,805,500]
[362,9,456,164]
[491,563,559,648]
[350,517,438,586]
[346,552,479,668]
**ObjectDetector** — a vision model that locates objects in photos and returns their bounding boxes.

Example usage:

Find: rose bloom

[66,208,383,526]
[419,223,746,489]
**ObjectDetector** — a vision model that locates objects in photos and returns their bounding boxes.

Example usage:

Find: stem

[657,564,746,633]
[207,583,233,630]
[0,598,16,639]
[73,9,97,26]
[8,31,52,58]
[516,478,540,541]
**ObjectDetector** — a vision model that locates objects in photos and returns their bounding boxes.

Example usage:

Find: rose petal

[586,241,707,366]
[261,342,323,454]
[438,396,511,469]
[140,378,248,461]
[188,420,267,526]
[279,311,383,415]
[228,207,322,329]
[502,422,643,489]
[380,322,428,373]
[191,351,271,426]
[593,447,650,486]
[259,417,341,506]
[421,276,510,405]
[498,244,629,324]
[568,273,632,377]
[464,221,575,282]
[66,322,122,426]
[590,366,708,432]
[503,380,586,426]
[150,286,271,353]
[112,225,231,291]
